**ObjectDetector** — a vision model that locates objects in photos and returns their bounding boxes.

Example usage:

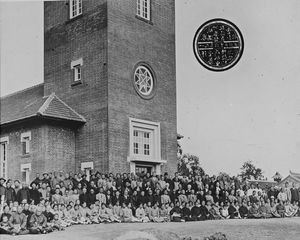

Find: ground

[2,218,300,240]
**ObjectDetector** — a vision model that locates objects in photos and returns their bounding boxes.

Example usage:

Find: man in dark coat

[79,187,89,205]
[29,182,41,205]
[87,188,97,207]
[16,183,30,204]
[5,180,16,204]
[290,182,299,204]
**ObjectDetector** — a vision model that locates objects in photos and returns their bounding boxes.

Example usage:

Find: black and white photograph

[0,0,300,239]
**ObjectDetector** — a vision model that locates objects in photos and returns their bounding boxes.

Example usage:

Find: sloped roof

[290,171,300,181]
[0,85,86,126]
[38,93,86,122]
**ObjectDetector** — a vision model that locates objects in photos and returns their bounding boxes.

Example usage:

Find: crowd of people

[0,170,299,235]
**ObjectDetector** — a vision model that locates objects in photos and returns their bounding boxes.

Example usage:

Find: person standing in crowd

[283,182,292,202]
[290,182,299,204]
[0,178,6,209]
[5,180,16,205]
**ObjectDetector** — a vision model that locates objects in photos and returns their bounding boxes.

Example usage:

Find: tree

[217,172,231,181]
[178,154,205,176]
[239,160,264,181]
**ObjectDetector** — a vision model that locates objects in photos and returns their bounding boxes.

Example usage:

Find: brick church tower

[0,0,177,181]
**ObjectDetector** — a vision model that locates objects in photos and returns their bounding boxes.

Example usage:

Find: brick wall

[0,121,75,182]
[44,1,109,173]
[107,0,177,175]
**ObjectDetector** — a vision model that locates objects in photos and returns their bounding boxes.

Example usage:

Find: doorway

[135,164,153,177]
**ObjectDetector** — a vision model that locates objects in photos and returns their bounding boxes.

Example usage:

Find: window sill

[21,154,31,158]
[135,15,153,25]
[66,14,83,24]
[71,81,83,87]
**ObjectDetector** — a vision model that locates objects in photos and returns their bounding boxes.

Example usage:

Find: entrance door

[135,164,153,177]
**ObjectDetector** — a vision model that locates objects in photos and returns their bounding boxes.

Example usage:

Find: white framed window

[81,162,94,181]
[137,0,151,21]
[0,137,9,179]
[21,132,31,155]
[69,0,82,19]
[71,58,83,82]
[74,65,81,82]
[21,163,31,184]
[129,118,162,163]
[133,130,152,156]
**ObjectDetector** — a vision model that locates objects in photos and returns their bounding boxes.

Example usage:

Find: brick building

[0,0,177,183]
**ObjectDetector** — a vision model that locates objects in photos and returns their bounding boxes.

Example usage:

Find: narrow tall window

[71,58,83,83]
[70,0,82,19]
[74,65,81,82]
[21,132,31,155]
[137,0,151,21]
[21,163,31,184]
[0,140,8,179]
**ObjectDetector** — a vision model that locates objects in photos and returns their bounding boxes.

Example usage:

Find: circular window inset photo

[193,19,244,71]
[133,63,156,99]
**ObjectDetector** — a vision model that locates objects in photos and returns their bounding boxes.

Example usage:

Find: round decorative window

[133,64,156,99]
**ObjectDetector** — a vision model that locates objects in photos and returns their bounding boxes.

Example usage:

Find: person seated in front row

[209,202,223,220]
[159,203,170,222]
[170,201,183,222]
[105,203,121,223]
[228,201,240,219]
[238,201,249,219]
[135,203,150,223]
[28,207,51,234]
[276,201,285,218]
[248,202,261,219]
[121,203,139,223]
[258,200,272,219]
[9,206,29,235]
[284,201,296,217]
[0,215,13,235]
[220,202,230,219]
[291,201,299,217]
[49,213,65,231]
[181,202,192,221]
[149,202,165,222]
[199,200,209,221]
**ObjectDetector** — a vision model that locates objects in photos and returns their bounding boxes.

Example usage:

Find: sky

[1,0,300,179]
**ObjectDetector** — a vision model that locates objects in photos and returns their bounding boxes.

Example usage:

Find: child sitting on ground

[49,213,65,231]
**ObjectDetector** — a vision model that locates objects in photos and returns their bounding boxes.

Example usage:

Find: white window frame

[21,163,31,184]
[69,0,82,19]
[21,132,31,155]
[71,58,83,82]
[133,129,153,157]
[0,137,9,179]
[137,0,151,21]
[128,118,164,163]
[81,162,94,181]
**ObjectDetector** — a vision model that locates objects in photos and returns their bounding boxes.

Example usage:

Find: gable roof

[0,85,86,126]
[289,171,300,180]
[278,171,300,186]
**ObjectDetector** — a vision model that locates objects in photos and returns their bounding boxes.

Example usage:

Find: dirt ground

[1,217,300,240]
